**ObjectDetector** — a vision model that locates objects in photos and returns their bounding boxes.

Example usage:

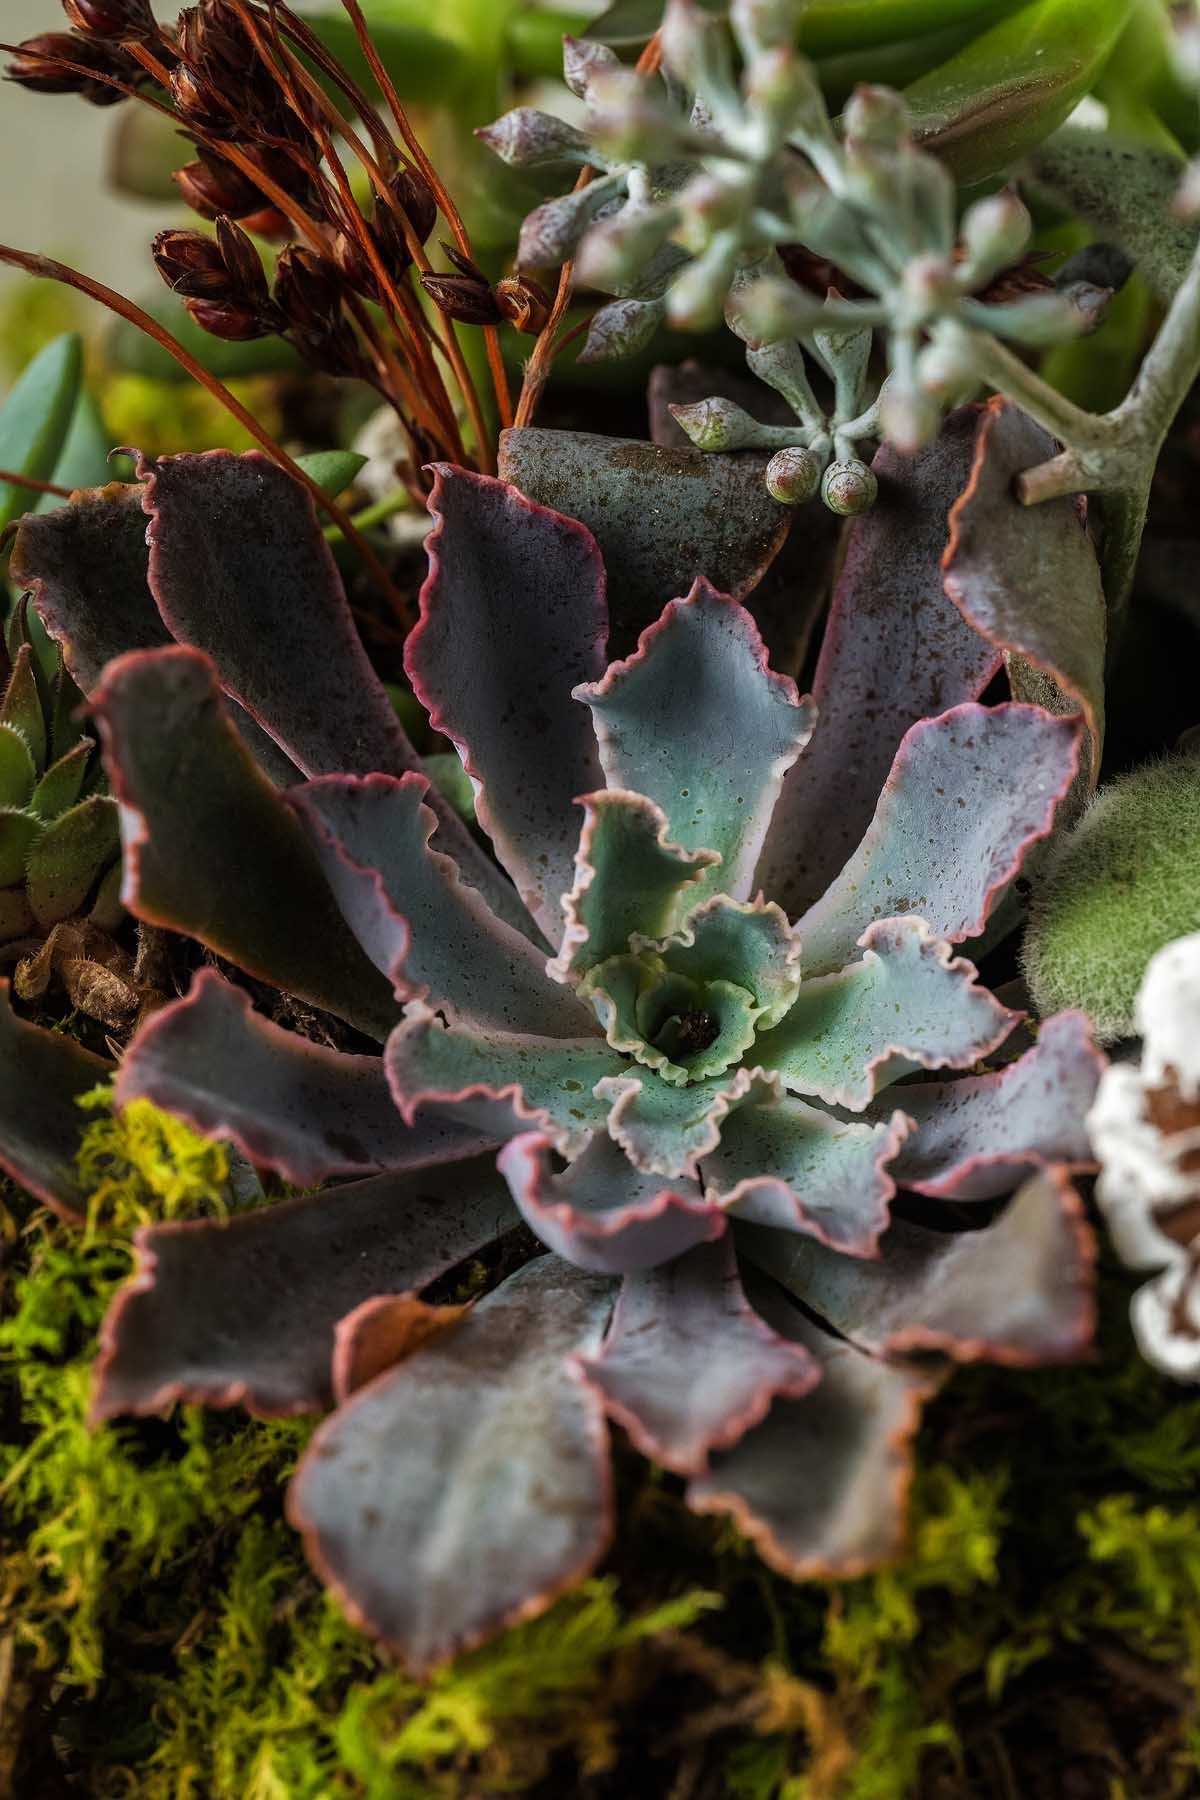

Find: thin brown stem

[0,469,73,499]
[516,30,662,429]
[0,245,406,618]
[486,327,514,429]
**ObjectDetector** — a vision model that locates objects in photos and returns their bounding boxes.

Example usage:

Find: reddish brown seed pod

[185,296,277,341]
[495,274,552,335]
[173,150,266,222]
[5,30,134,104]
[152,227,233,299]
[419,270,503,327]
[60,0,156,42]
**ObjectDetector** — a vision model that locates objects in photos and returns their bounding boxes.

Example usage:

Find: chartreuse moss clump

[3,1086,1200,1797]
[1023,758,1200,1041]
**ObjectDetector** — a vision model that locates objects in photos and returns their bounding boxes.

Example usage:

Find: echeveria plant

[1,402,1106,1670]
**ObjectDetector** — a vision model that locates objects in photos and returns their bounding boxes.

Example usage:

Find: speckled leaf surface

[599,1067,758,1178]
[756,410,999,916]
[797,704,1083,974]
[10,478,299,787]
[116,970,496,1186]
[577,1235,818,1472]
[549,788,718,982]
[687,1289,937,1578]
[287,1256,615,1672]
[140,451,417,783]
[704,1095,912,1254]
[499,427,792,655]
[756,919,1018,1110]
[498,1131,723,1274]
[865,1010,1104,1200]
[292,774,593,1037]
[577,583,814,902]
[405,466,608,944]
[0,979,110,1219]
[944,400,1105,784]
[91,1159,518,1420]
[387,1003,624,1156]
[651,897,802,1030]
[90,647,395,1039]
[740,1168,1096,1366]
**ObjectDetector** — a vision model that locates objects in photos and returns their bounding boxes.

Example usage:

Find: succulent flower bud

[879,382,942,456]
[495,275,552,335]
[574,204,675,294]
[60,0,155,42]
[821,458,877,516]
[477,109,590,170]
[765,445,821,505]
[843,84,910,150]
[731,0,807,53]
[744,47,825,142]
[518,182,620,271]
[561,34,620,102]
[587,68,691,165]
[6,30,135,104]
[660,0,736,104]
[578,295,665,363]
[728,274,826,346]
[674,171,750,254]
[959,190,1032,284]
[669,397,763,452]
[901,252,958,317]
[666,237,740,332]
[916,325,977,401]
[173,149,265,222]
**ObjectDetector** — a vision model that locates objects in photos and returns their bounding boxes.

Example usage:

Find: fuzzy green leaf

[1,645,47,772]
[26,794,119,929]
[0,806,42,887]
[0,724,37,810]
[29,740,92,821]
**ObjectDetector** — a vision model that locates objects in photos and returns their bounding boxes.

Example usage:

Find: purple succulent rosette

[3,400,1106,1672]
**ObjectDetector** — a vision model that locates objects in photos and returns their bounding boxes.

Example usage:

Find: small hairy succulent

[482,0,1112,511]
[0,593,119,946]
[1,400,1107,1671]
[1089,934,1200,1381]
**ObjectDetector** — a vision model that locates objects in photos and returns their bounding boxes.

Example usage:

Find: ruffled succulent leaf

[9,479,298,787]
[648,896,802,1030]
[577,582,814,902]
[116,970,498,1187]
[387,1003,625,1156]
[797,703,1083,975]
[740,1167,1096,1366]
[292,773,595,1037]
[577,1233,819,1473]
[332,1295,472,1405]
[585,952,759,1087]
[26,794,119,929]
[757,919,1018,1111]
[498,427,793,653]
[287,1256,616,1673]
[498,1131,723,1274]
[11,482,172,693]
[405,466,608,944]
[868,1010,1104,1200]
[549,787,719,983]
[0,978,110,1219]
[687,1286,939,1579]
[90,647,395,1039]
[599,1065,761,1178]
[944,400,1105,785]
[704,1095,912,1254]
[755,410,1000,916]
[91,1158,519,1420]
[138,451,418,784]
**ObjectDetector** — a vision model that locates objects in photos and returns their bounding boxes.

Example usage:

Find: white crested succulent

[1088,932,1200,1380]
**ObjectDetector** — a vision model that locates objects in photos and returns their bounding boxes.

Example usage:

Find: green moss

[5,1092,1200,1796]
[1023,757,1200,1040]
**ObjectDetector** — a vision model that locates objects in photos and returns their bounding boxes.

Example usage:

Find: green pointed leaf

[26,794,120,929]
[550,788,719,983]
[29,739,92,821]
[1,646,47,773]
[0,725,37,810]
[293,450,368,500]
[0,808,42,887]
[0,333,83,532]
